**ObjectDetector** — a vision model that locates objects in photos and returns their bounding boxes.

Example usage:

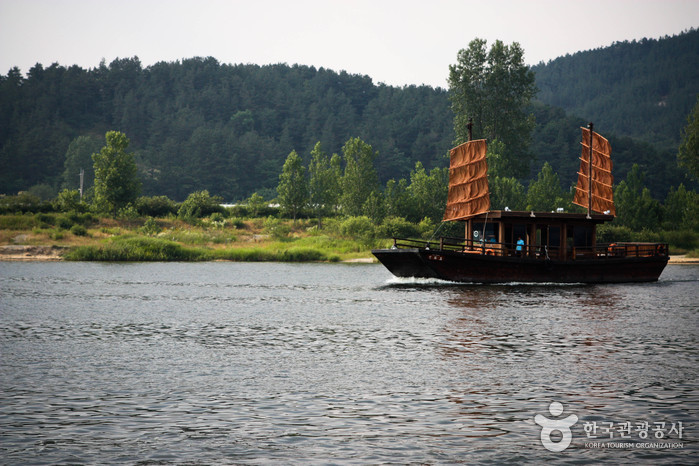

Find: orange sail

[443,139,490,221]
[573,127,616,216]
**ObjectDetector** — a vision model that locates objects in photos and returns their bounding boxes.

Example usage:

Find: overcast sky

[1,0,697,88]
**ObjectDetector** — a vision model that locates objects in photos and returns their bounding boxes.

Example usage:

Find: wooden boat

[372,124,669,283]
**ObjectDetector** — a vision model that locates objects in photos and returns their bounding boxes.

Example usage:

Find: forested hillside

[0,58,453,201]
[1,30,696,202]
[532,28,698,149]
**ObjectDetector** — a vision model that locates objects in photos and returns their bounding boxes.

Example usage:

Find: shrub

[55,189,87,212]
[140,217,161,236]
[597,224,633,243]
[178,191,224,221]
[35,213,56,227]
[0,193,49,214]
[228,216,246,229]
[417,217,436,239]
[264,216,291,240]
[377,216,419,239]
[56,216,74,230]
[0,214,38,230]
[339,216,375,240]
[66,212,94,226]
[65,236,203,261]
[660,230,698,250]
[117,205,140,220]
[135,195,178,217]
[70,224,88,236]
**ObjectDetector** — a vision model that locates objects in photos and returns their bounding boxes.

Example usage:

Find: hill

[532,28,698,150]
[1,31,696,202]
[0,58,453,201]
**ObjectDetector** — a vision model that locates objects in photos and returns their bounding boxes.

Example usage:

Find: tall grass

[211,246,338,262]
[64,236,205,261]
[64,235,342,262]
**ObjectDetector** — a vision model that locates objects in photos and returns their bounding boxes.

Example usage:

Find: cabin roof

[470,210,613,224]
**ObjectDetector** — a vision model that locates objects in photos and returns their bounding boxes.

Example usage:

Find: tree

[614,164,661,231]
[678,96,699,180]
[340,137,379,216]
[407,161,449,223]
[662,184,699,231]
[177,190,223,220]
[490,176,526,211]
[56,188,86,212]
[277,150,308,220]
[384,178,416,220]
[62,135,102,191]
[92,131,141,216]
[448,38,537,178]
[525,162,568,211]
[308,142,340,225]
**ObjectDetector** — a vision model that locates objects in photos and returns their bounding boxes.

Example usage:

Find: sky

[1,0,697,88]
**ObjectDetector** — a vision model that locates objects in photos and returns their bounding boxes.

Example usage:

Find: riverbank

[0,215,383,263]
[2,244,697,264]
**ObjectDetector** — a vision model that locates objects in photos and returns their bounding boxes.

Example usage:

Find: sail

[443,139,490,221]
[573,127,616,216]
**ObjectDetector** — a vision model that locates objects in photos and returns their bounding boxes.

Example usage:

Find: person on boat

[516,237,524,257]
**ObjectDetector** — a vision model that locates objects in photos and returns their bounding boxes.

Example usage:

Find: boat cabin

[465,210,613,261]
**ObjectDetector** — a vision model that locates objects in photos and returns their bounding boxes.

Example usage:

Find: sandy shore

[0,245,68,261]
[669,255,699,264]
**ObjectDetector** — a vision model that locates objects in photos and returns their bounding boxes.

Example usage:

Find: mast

[587,122,593,219]
[467,117,473,142]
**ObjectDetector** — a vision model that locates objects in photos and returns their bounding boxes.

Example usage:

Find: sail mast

[587,122,593,219]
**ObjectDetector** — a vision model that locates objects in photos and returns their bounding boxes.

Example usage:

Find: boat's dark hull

[372,248,668,283]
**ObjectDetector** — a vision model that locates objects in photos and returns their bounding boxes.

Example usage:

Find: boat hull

[372,248,668,284]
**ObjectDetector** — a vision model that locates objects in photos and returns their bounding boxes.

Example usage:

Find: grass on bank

[62,235,368,262]
[3,212,698,262]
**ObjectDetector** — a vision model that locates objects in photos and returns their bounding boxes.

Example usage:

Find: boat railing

[591,242,669,259]
[391,237,669,260]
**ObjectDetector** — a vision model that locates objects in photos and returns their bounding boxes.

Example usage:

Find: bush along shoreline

[63,236,343,262]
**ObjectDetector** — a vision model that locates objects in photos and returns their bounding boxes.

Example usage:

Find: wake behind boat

[372,124,669,284]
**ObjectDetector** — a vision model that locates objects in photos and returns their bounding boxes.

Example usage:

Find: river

[0,262,697,464]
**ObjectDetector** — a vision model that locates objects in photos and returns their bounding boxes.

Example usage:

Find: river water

[0,262,697,464]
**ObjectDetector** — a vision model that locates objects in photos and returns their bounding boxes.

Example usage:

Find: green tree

[62,135,102,191]
[56,188,86,212]
[177,190,223,221]
[384,178,416,220]
[525,162,568,211]
[448,38,537,178]
[662,184,699,230]
[308,142,340,225]
[407,161,449,223]
[340,137,379,216]
[92,131,141,216]
[277,150,308,220]
[678,96,699,180]
[489,176,526,211]
[614,164,661,231]
[362,190,386,223]
[246,192,267,217]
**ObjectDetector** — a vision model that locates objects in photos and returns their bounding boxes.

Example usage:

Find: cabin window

[502,223,527,248]
[574,225,593,248]
[473,222,498,243]
[549,226,561,248]
[513,224,527,247]
[535,224,548,248]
